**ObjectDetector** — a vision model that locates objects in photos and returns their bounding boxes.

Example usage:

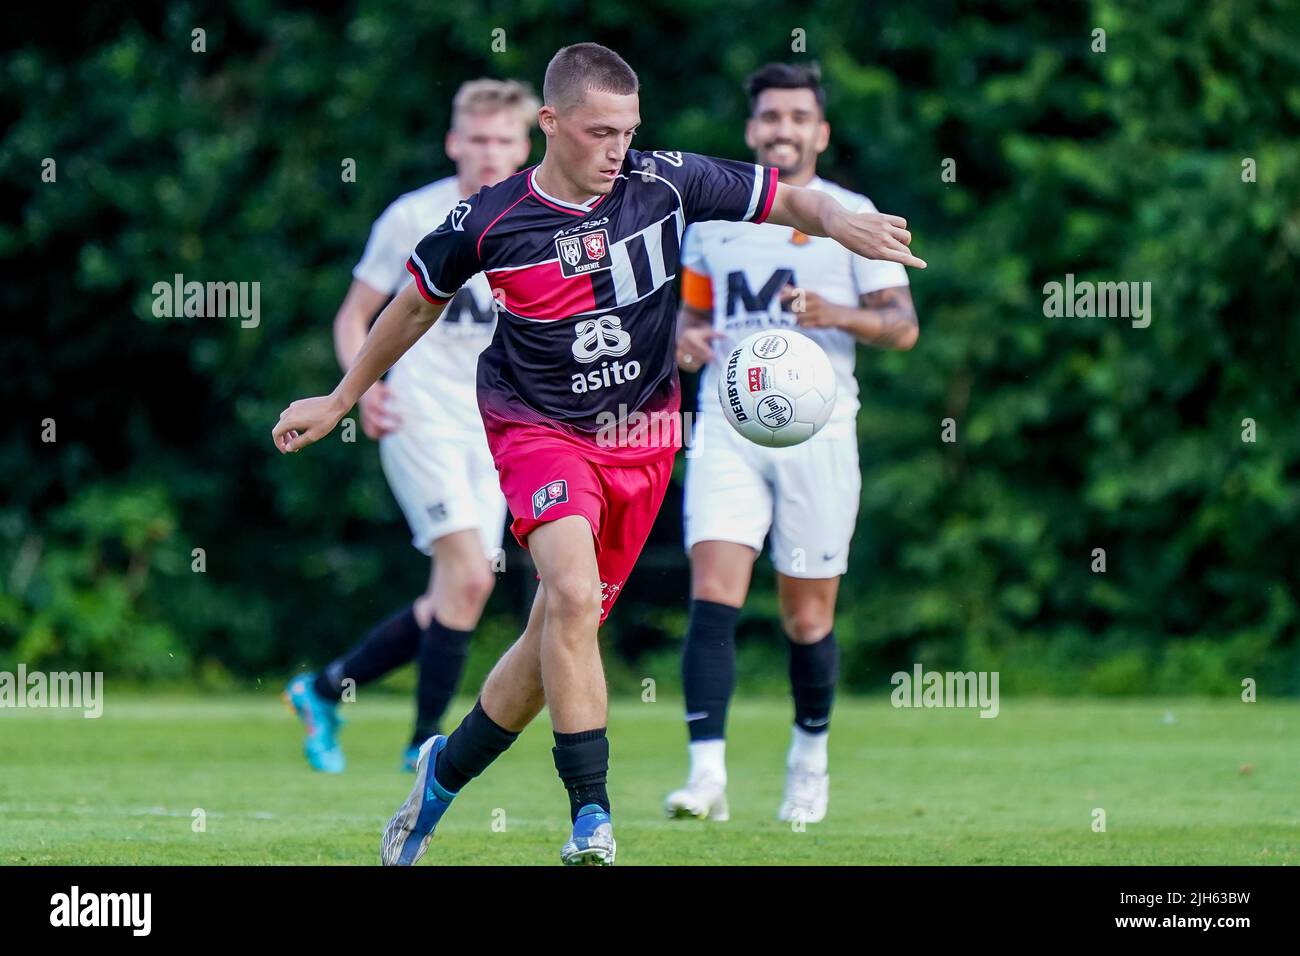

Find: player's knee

[543,573,601,627]
[461,565,495,609]
[782,608,833,645]
[432,557,495,612]
[692,570,747,606]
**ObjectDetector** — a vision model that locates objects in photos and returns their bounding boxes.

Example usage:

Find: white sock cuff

[688,738,727,782]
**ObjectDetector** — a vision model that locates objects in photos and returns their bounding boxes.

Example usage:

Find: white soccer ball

[717,329,837,448]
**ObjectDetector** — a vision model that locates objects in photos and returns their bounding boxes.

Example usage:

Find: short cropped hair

[744,61,826,115]
[451,78,540,130]
[543,43,639,111]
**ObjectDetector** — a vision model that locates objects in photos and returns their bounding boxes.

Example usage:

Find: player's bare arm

[766,182,926,270]
[273,282,445,454]
[675,303,722,369]
[332,278,402,439]
[778,284,919,350]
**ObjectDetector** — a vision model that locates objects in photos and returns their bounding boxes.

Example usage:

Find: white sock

[787,725,828,775]
[688,739,727,785]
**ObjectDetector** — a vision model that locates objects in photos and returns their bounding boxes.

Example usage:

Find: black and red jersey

[406,148,778,464]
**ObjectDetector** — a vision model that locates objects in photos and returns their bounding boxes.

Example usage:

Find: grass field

[1,694,1296,865]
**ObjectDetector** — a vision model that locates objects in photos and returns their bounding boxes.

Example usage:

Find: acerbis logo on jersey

[556,229,612,277]
[570,315,642,394]
[553,217,610,239]
[532,479,568,518]
[449,201,473,232]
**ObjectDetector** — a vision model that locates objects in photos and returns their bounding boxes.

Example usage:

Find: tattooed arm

[778,284,919,350]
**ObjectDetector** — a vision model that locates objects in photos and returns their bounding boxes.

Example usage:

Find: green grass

[1,694,1296,865]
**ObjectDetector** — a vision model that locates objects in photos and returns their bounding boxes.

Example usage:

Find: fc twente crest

[582,232,606,260]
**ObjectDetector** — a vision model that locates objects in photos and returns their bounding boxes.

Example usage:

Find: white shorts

[378,421,508,559]
[683,412,861,578]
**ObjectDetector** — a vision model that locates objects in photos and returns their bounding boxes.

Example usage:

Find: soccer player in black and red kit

[272,42,925,865]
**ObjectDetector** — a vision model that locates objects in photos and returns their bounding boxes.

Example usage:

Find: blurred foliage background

[4,0,1299,696]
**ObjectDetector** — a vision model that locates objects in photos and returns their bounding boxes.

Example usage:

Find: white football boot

[664,772,730,821]
[777,765,829,824]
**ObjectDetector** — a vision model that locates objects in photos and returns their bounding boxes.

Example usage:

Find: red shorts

[494,430,674,623]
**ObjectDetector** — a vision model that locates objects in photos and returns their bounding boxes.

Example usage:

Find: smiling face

[446,109,534,192]
[745,87,830,181]
[539,87,641,199]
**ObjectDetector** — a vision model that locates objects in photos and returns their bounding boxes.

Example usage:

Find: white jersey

[353,176,497,437]
[681,176,908,436]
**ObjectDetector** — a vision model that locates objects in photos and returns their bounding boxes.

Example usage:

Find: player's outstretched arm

[272,282,445,454]
[765,182,927,270]
[333,279,403,439]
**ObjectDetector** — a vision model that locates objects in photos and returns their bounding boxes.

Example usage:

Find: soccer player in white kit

[667,63,919,822]
[284,80,538,773]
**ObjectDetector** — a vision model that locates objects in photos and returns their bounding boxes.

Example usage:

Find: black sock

[314,605,421,702]
[552,728,610,821]
[681,599,739,742]
[789,630,838,734]
[411,618,473,746]
[433,698,519,794]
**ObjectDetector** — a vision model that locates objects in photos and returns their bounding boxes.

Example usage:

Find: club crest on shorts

[532,479,569,518]
[556,228,611,278]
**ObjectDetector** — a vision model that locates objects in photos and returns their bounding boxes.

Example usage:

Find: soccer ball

[717,329,836,448]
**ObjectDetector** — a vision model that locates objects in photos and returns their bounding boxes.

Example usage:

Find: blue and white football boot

[381,735,456,866]
[560,804,616,865]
